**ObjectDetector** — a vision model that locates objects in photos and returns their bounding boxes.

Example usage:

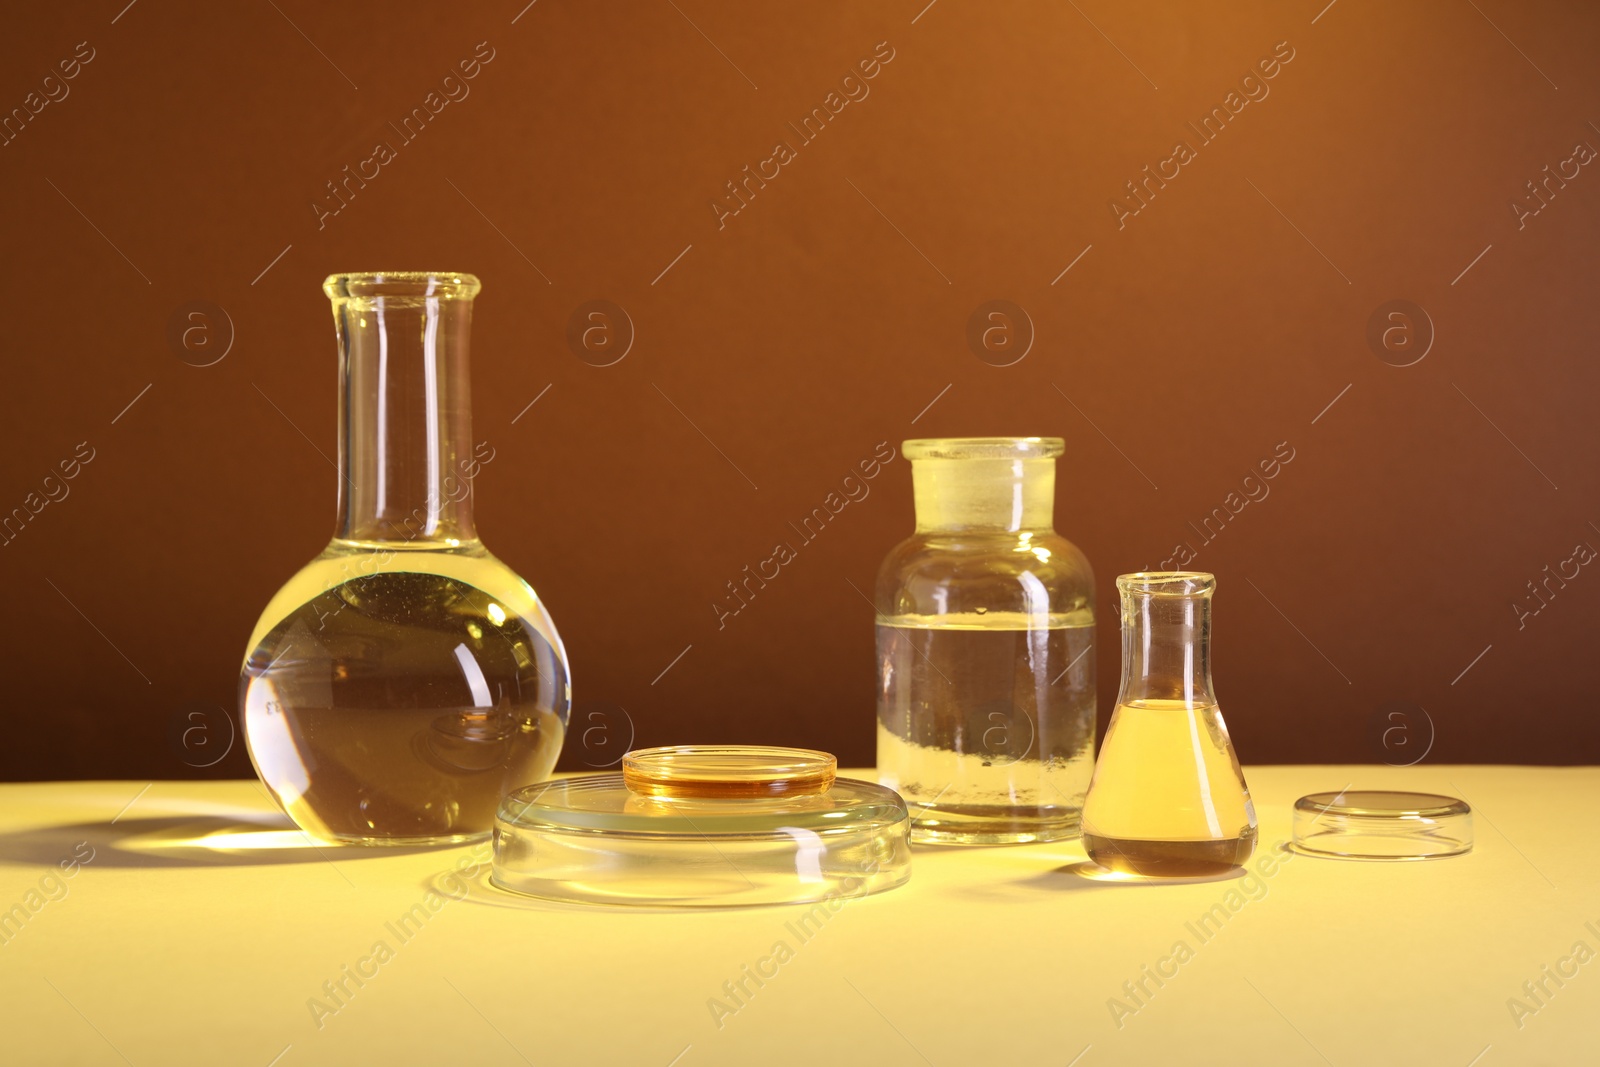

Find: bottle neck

[332,292,478,544]
[1118,589,1217,707]
[912,457,1056,533]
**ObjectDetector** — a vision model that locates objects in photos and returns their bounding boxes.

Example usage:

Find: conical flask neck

[1116,573,1218,706]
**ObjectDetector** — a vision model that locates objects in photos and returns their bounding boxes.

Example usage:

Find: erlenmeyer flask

[1081,572,1255,876]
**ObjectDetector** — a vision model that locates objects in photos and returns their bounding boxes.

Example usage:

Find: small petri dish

[1291,790,1473,860]
[622,745,836,798]
[493,746,910,907]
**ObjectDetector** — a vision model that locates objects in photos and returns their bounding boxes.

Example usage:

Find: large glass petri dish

[492,746,911,906]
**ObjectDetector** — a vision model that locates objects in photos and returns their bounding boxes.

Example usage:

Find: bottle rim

[902,437,1064,461]
[1117,571,1216,597]
[323,272,481,301]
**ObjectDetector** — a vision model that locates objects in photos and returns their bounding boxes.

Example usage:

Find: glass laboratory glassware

[240,272,570,846]
[1291,791,1472,860]
[1081,572,1256,876]
[876,437,1096,845]
[493,745,912,906]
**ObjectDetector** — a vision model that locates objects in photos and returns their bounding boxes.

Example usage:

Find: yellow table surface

[2,767,1596,1066]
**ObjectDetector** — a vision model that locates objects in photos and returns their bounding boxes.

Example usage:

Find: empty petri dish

[492,746,911,906]
[1291,790,1472,860]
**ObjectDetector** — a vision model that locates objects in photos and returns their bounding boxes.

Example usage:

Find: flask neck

[912,457,1056,533]
[327,274,481,545]
[1117,574,1218,707]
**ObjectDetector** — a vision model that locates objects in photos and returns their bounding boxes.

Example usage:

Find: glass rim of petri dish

[902,437,1064,461]
[1117,571,1216,597]
[497,772,906,838]
[1290,789,1473,860]
[491,764,913,907]
[622,745,836,799]
[323,271,481,302]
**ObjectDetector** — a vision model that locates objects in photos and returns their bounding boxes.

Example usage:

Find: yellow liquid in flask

[1081,698,1256,876]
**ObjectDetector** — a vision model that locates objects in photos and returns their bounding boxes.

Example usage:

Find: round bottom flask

[241,273,570,846]
[492,747,912,907]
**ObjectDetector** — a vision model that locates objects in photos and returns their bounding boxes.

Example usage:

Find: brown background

[2,0,1597,780]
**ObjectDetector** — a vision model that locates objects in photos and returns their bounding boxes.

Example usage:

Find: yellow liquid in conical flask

[1081,698,1256,876]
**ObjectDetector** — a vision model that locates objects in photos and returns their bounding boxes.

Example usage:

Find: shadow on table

[0,813,443,869]
[433,866,928,917]
[947,859,1248,903]
[439,866,689,916]
[1055,860,1248,886]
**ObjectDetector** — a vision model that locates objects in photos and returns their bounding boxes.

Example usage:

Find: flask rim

[1117,571,1216,597]
[903,436,1063,461]
[323,271,481,301]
